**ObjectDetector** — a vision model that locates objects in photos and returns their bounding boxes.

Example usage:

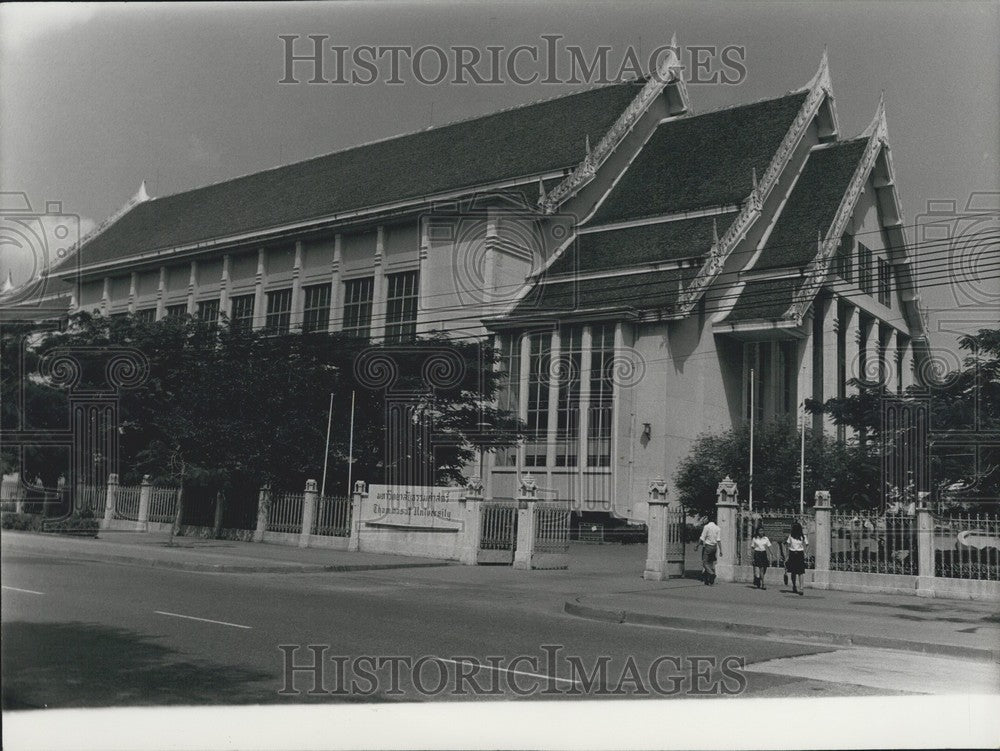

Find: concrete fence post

[14,475,25,514]
[136,474,152,531]
[644,479,684,580]
[102,473,118,529]
[512,474,539,570]
[714,476,739,582]
[916,491,935,597]
[253,484,270,543]
[813,490,832,590]
[459,477,485,566]
[299,479,318,548]
[348,480,367,552]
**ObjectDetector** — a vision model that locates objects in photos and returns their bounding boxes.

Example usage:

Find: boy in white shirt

[696,516,722,585]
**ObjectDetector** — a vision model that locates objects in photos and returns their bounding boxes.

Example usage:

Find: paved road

[1,544,992,708]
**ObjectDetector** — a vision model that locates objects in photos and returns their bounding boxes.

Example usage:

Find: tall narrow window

[877,258,892,307]
[524,332,551,467]
[302,284,331,334]
[197,299,220,327]
[134,308,156,323]
[587,324,615,468]
[858,244,874,294]
[165,303,187,319]
[495,333,522,467]
[385,271,418,343]
[230,294,255,332]
[836,233,854,281]
[265,288,292,335]
[555,327,582,467]
[343,277,374,339]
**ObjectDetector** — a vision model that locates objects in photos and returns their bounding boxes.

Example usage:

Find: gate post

[136,474,152,532]
[714,476,739,582]
[813,490,832,590]
[299,479,318,548]
[459,477,484,566]
[512,475,538,570]
[916,491,935,597]
[348,480,367,552]
[643,479,685,580]
[253,484,270,543]
[102,473,118,529]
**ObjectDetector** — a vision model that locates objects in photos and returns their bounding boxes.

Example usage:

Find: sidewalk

[1,530,452,573]
[565,574,1000,661]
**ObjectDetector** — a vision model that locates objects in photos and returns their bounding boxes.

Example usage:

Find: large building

[42,50,928,521]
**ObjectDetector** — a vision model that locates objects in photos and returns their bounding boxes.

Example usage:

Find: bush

[1,512,44,531]
[43,513,100,536]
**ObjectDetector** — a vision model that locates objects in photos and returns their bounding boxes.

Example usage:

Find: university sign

[365,485,464,531]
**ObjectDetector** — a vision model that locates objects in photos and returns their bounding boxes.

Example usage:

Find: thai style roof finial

[136,180,149,202]
[799,47,832,94]
[862,91,888,140]
[585,134,591,156]
[751,167,758,192]
[1,269,13,295]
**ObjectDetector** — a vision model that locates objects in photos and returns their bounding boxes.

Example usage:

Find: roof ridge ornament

[53,180,153,272]
[861,91,888,141]
[798,47,831,94]
[539,34,687,211]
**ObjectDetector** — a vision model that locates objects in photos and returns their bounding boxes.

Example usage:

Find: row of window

[497,324,616,469]
[835,235,892,307]
[127,272,418,341]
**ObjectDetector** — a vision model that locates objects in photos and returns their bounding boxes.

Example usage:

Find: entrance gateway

[351,480,571,568]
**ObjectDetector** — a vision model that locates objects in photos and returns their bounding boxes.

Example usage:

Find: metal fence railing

[736,508,816,569]
[113,485,142,521]
[268,491,304,534]
[149,487,178,523]
[933,512,1000,581]
[1,479,24,511]
[314,495,351,537]
[74,485,106,516]
[480,502,516,552]
[830,511,917,576]
[534,501,570,554]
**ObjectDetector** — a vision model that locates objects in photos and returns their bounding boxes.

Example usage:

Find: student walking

[784,521,808,595]
[750,525,772,589]
[697,515,722,585]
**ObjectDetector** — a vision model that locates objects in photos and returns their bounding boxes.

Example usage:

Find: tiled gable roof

[549,212,738,276]
[75,82,644,268]
[753,138,869,271]
[589,92,809,225]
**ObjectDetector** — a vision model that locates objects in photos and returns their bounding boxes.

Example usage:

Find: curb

[58,551,456,574]
[563,601,999,662]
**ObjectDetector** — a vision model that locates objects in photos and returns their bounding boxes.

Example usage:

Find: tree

[807,327,1000,508]
[673,418,880,516]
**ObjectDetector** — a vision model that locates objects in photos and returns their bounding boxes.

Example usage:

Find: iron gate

[478,501,517,564]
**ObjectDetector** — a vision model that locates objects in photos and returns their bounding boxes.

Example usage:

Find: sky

[1,1,997,351]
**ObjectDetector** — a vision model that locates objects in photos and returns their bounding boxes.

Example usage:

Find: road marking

[154,610,251,629]
[1,585,44,595]
[435,657,582,687]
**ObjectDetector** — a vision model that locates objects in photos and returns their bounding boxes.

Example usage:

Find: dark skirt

[786,549,806,575]
[752,550,770,568]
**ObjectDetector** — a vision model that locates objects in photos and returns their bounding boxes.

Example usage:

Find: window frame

[384,270,419,344]
[342,276,374,340]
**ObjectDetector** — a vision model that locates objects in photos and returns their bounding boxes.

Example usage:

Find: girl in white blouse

[749,525,771,589]
[784,521,808,595]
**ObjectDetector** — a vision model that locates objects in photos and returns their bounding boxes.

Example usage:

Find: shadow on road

[1,621,274,709]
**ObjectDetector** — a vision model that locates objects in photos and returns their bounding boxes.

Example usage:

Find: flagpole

[346,390,356,497]
[749,367,754,514]
[320,393,333,499]
[799,399,807,515]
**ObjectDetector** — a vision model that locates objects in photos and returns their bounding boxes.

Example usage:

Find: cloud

[0,3,100,51]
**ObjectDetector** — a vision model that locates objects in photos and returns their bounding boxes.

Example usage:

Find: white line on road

[154,610,252,629]
[435,657,582,687]
[1,585,44,595]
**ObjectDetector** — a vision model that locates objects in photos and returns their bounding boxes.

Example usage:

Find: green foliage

[674,418,881,516]
[1,512,44,531]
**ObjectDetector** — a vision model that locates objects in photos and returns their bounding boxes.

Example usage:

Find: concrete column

[328,234,342,332]
[416,218,430,334]
[513,474,539,570]
[102,473,118,529]
[643,479,684,580]
[545,328,561,469]
[253,484,270,543]
[137,474,152,531]
[459,478,485,566]
[916,491,935,596]
[577,325,592,478]
[252,248,266,330]
[299,479,318,548]
[290,241,303,332]
[348,480,366,552]
[371,226,385,341]
[186,261,197,315]
[813,490,831,589]
[517,332,531,469]
[155,267,166,320]
[220,254,232,319]
[128,272,138,314]
[100,276,110,316]
[817,294,838,434]
[714,476,739,582]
